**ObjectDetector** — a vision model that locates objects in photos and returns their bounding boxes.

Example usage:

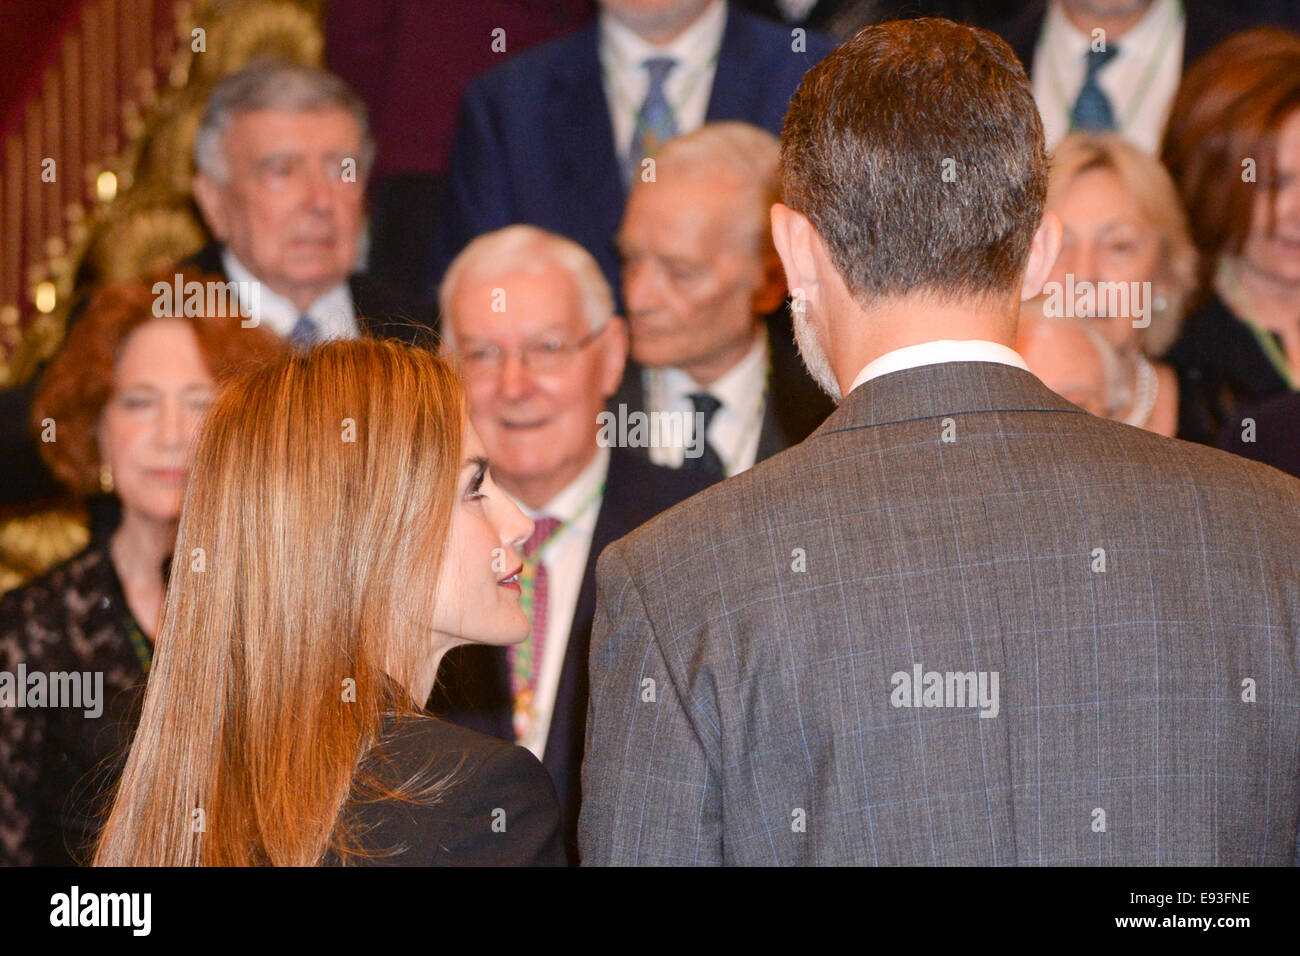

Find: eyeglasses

[454,326,605,374]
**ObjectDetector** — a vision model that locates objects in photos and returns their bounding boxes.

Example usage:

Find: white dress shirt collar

[1036,0,1183,154]
[220,247,358,341]
[518,443,610,529]
[598,0,727,161]
[647,326,768,476]
[848,339,1030,395]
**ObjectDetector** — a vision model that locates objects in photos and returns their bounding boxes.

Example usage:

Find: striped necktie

[510,515,562,742]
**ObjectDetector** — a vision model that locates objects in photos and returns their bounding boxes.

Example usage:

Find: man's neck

[830,299,1018,395]
[282,287,333,313]
[676,322,763,388]
[603,0,716,46]
[499,446,600,512]
[1060,0,1156,41]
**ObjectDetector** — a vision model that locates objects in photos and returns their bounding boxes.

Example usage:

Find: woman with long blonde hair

[93,339,562,866]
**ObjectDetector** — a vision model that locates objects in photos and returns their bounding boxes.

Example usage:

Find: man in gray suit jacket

[579,17,1300,865]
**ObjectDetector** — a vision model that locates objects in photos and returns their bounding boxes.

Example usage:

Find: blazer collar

[813,360,1086,437]
[704,3,753,122]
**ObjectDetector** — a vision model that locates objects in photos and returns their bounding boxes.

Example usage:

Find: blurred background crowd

[1,0,1298,865]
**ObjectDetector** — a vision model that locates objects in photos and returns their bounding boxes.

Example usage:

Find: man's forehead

[225,108,361,149]
[452,269,583,334]
[623,178,745,245]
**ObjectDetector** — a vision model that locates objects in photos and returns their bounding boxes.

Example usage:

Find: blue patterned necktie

[625,56,678,185]
[1071,45,1121,132]
[290,312,319,349]
[684,391,725,479]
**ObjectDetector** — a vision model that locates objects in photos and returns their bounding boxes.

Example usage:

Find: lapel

[703,5,756,124]
[607,361,651,461]
[348,276,376,340]
[812,360,1086,440]
[1004,1,1047,78]
[755,335,784,463]
[188,242,226,277]
[540,449,630,776]
[549,26,626,225]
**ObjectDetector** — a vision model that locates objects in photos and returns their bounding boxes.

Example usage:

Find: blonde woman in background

[1039,132,1199,437]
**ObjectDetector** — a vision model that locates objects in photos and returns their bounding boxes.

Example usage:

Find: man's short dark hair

[780,18,1047,304]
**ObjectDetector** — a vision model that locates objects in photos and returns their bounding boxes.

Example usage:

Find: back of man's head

[780,18,1047,307]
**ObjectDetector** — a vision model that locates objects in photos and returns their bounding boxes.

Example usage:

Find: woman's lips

[498,564,523,593]
[147,468,186,483]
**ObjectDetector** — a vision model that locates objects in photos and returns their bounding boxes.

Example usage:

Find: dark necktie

[684,391,726,480]
[290,312,319,349]
[1071,45,1120,132]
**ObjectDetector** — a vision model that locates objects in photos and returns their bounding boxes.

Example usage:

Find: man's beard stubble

[792,306,843,403]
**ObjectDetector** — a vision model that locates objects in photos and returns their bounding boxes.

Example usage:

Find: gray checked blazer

[579,360,1300,865]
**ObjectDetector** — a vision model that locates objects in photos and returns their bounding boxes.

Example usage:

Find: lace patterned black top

[0,539,151,866]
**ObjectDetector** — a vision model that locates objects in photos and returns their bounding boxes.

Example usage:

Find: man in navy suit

[428,224,713,864]
[429,0,836,299]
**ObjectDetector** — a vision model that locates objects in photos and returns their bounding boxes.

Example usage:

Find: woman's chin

[507,616,532,644]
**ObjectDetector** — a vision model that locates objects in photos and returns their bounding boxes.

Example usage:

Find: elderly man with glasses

[430,225,712,865]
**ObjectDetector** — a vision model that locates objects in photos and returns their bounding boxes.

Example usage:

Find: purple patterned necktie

[510,515,562,741]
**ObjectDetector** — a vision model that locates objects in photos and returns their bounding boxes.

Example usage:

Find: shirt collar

[517,443,609,528]
[598,0,727,76]
[848,340,1029,394]
[703,325,767,413]
[220,247,355,339]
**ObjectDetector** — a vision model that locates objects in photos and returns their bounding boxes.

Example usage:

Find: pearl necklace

[1123,354,1159,427]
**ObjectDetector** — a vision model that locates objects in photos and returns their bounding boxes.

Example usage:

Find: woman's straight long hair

[94,339,465,866]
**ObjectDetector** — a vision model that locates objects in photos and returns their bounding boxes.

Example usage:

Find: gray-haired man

[581,18,1300,866]
[189,61,433,345]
